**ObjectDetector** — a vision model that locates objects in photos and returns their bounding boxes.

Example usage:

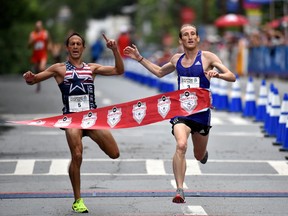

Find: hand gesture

[123,44,142,61]
[102,33,117,50]
[23,71,36,85]
[205,70,220,79]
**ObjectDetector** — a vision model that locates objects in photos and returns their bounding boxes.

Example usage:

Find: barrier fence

[248,45,288,78]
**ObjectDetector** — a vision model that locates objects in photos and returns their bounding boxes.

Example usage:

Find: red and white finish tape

[8,88,211,129]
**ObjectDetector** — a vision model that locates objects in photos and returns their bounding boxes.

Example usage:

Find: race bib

[34,41,44,50]
[69,95,90,112]
[180,77,200,89]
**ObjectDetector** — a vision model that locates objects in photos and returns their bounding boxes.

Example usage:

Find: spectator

[117,26,132,58]
[28,20,50,93]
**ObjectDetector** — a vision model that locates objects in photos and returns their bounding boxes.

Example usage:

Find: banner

[8,88,211,130]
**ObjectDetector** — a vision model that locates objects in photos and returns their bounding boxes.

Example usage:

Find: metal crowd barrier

[248,45,288,78]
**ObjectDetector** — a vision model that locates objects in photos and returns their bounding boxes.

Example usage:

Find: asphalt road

[0,74,288,216]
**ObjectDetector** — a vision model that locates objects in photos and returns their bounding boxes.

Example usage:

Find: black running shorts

[170,117,212,136]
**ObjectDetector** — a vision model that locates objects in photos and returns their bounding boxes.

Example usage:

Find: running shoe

[200,151,208,164]
[72,198,89,213]
[172,188,185,203]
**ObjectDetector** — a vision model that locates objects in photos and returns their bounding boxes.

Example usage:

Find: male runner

[28,20,50,92]
[24,32,124,213]
[124,24,236,203]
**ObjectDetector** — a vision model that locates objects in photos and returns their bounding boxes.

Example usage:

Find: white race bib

[180,77,200,89]
[34,41,44,50]
[69,95,90,112]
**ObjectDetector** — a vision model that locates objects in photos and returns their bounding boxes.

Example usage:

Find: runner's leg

[172,123,191,189]
[65,128,84,200]
[39,58,47,71]
[192,133,209,161]
[87,129,120,159]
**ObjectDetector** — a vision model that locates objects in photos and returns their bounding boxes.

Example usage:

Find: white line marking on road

[182,205,208,215]
[1,159,287,176]
[48,159,69,175]
[2,173,286,177]
[14,160,35,175]
[2,158,286,163]
[186,159,202,175]
[268,161,288,175]
[146,159,166,175]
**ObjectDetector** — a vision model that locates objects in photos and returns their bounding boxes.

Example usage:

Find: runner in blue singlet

[171,50,211,132]
[124,24,236,204]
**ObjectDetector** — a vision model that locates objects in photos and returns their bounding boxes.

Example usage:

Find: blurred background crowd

[1,0,288,79]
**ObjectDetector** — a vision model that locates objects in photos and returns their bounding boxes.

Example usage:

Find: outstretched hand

[102,33,117,50]
[123,44,142,61]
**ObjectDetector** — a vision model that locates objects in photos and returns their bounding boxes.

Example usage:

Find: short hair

[179,24,198,39]
[65,32,86,47]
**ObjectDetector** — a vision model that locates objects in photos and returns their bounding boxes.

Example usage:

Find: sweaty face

[180,26,199,49]
[67,36,85,59]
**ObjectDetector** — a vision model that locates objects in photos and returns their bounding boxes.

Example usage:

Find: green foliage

[0,0,135,75]
[45,0,136,34]
[0,0,43,74]
[0,0,284,75]
[134,0,206,47]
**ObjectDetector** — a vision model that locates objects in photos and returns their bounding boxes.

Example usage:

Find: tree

[0,0,47,74]
[0,0,136,74]
[134,0,206,48]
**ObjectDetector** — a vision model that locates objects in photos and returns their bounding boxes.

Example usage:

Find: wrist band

[138,56,144,62]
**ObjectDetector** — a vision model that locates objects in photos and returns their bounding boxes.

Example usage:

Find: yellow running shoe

[72,198,89,213]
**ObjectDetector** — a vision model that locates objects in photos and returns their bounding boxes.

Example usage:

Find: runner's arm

[23,64,59,85]
[123,44,176,77]
[204,52,236,82]
[90,34,124,76]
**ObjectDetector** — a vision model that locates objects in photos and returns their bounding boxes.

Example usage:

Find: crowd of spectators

[248,26,286,47]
